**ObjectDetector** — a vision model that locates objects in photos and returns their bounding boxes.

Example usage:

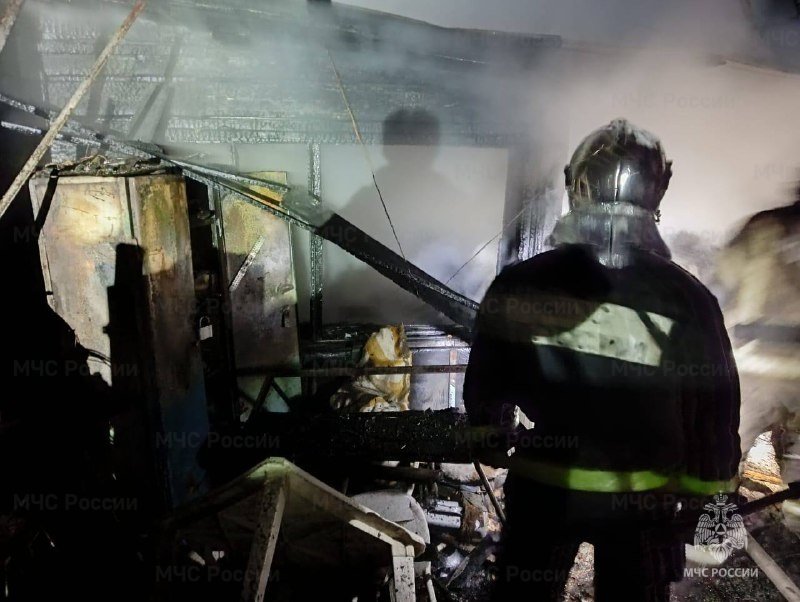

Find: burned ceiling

[26,0,560,155]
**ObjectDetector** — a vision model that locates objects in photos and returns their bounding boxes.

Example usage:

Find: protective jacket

[464,241,741,495]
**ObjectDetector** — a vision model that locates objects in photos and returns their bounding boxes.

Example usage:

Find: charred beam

[0,95,479,331]
[0,0,148,220]
[308,142,323,339]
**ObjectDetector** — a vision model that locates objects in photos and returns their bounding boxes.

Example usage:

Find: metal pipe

[737,481,800,517]
[160,156,290,194]
[236,363,468,378]
[0,93,148,152]
[308,142,323,339]
[0,117,152,159]
[664,481,800,537]
[0,0,148,221]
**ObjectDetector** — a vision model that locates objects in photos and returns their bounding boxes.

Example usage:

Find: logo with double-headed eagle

[693,493,747,563]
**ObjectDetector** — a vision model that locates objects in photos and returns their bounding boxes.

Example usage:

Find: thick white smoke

[13,0,800,321]
[344,0,800,267]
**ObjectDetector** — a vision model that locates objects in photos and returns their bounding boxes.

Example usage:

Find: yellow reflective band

[509,458,670,492]
[674,474,738,495]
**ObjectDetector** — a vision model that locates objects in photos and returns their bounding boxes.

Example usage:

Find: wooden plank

[241,475,287,602]
[289,472,425,556]
[742,468,784,485]
[0,0,147,220]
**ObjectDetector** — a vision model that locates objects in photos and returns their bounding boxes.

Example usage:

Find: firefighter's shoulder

[640,251,725,322]
[492,245,603,289]
[478,247,607,328]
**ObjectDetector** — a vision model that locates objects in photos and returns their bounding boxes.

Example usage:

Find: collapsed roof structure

[3,1,800,600]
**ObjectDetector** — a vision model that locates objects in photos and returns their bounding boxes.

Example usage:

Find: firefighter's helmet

[564,119,672,212]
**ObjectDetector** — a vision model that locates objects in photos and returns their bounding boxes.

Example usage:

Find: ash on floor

[562,530,793,602]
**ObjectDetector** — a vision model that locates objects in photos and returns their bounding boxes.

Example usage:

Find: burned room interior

[1,0,800,600]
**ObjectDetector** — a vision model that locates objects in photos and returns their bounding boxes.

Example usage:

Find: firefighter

[716,191,800,533]
[464,119,741,601]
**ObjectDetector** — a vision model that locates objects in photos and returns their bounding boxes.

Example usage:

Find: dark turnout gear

[466,120,740,600]
[465,245,741,494]
[467,248,740,601]
[496,478,683,602]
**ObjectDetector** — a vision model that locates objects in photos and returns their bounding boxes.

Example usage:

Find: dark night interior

[1,1,800,600]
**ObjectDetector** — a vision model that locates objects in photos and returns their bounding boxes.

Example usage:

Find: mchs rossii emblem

[693,493,747,563]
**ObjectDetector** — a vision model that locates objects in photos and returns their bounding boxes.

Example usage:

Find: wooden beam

[0,0,147,221]
[390,555,416,602]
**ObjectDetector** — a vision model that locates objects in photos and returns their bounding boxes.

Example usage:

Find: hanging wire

[327,50,407,260]
[445,205,529,285]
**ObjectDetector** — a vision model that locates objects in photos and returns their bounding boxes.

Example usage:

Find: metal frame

[164,458,425,602]
[308,142,323,338]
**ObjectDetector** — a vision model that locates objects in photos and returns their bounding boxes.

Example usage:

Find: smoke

[9,0,800,323]
[342,0,762,55]
[344,0,800,222]
[343,0,800,288]
[541,49,800,236]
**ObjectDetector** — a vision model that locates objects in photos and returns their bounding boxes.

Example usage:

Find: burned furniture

[28,168,209,510]
[161,457,426,602]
